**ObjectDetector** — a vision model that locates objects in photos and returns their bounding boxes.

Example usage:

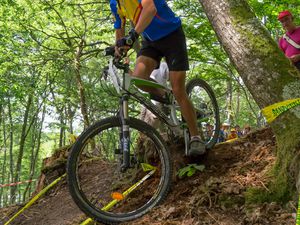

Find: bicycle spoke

[186,78,220,149]
[67,117,171,224]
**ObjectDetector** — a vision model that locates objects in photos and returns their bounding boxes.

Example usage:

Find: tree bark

[23,105,46,201]
[0,104,6,207]
[200,0,300,201]
[7,98,14,204]
[225,77,233,124]
[75,39,90,129]
[67,102,75,134]
[11,94,33,203]
[235,84,240,122]
[59,111,65,148]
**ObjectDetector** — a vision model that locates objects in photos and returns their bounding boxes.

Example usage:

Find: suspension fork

[119,94,130,171]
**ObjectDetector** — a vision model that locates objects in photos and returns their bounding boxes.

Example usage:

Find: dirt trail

[0,127,297,225]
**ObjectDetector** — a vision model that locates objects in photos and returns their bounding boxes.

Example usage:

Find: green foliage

[248,0,300,35]
[171,0,262,128]
[245,185,292,204]
[177,164,205,178]
[218,193,245,208]
[0,0,297,206]
[245,165,293,204]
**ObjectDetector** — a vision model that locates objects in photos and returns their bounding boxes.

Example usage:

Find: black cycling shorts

[138,26,189,71]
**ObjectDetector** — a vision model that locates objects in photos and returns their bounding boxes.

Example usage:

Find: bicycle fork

[119,95,131,171]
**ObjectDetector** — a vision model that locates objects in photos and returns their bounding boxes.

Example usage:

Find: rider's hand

[116,28,139,49]
[114,45,127,58]
[115,29,139,58]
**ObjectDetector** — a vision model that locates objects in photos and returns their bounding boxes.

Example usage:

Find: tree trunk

[200,0,300,201]
[7,98,14,204]
[67,102,75,134]
[0,104,6,207]
[59,111,65,148]
[225,78,233,124]
[23,105,46,201]
[11,95,33,203]
[74,40,90,129]
[235,85,240,122]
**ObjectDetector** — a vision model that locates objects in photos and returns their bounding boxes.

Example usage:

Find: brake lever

[113,48,128,65]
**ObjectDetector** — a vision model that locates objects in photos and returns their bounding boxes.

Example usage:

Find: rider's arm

[110,0,126,42]
[116,27,125,42]
[134,0,157,34]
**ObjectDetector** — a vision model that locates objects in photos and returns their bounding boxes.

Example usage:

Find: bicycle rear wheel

[186,78,220,149]
[67,117,172,224]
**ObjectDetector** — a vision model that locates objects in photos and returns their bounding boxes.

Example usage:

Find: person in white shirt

[140,62,169,128]
[150,62,169,87]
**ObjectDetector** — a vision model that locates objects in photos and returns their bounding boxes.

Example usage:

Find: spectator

[227,128,238,140]
[242,124,251,136]
[140,62,170,128]
[150,62,169,86]
[278,10,300,70]
[235,125,243,137]
[218,122,230,143]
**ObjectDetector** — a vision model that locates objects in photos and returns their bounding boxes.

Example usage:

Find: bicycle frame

[106,58,183,169]
[107,58,181,128]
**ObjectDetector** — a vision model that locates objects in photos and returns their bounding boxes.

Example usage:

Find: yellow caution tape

[101,169,156,211]
[80,167,156,225]
[297,193,300,225]
[4,173,66,225]
[141,163,157,172]
[261,98,300,123]
[225,138,238,143]
[80,218,94,225]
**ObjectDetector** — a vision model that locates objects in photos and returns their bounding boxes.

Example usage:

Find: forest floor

[0,127,297,225]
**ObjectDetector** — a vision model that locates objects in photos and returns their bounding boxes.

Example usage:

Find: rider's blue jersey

[110,0,181,41]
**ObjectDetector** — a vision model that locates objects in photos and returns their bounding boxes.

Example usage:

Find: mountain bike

[67,46,220,224]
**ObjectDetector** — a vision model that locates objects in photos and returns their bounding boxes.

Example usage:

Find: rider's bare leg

[169,71,199,136]
[132,56,165,97]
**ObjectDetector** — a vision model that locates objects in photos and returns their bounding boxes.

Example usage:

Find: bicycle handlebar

[103,46,115,57]
[103,46,129,71]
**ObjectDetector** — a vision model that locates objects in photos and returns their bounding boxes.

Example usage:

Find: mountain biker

[109,0,206,156]
[278,10,300,70]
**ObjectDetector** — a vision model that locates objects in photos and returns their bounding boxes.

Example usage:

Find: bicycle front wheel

[67,117,172,224]
[186,78,220,149]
